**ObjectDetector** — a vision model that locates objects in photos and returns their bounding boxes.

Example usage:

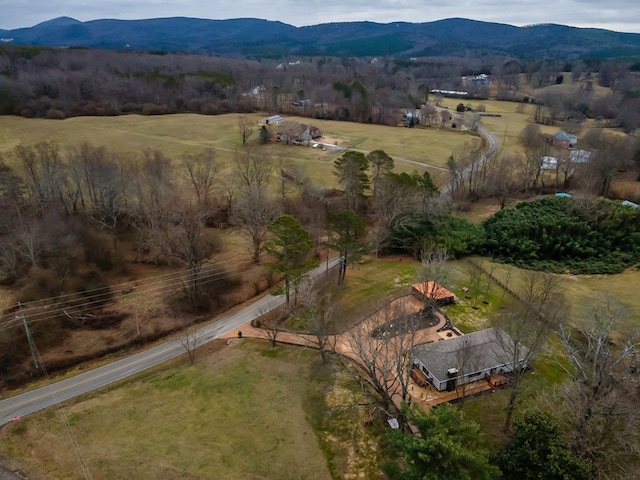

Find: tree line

[1,45,638,129]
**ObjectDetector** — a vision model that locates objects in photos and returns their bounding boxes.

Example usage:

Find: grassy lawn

[328,256,420,329]
[0,340,334,480]
[322,256,506,333]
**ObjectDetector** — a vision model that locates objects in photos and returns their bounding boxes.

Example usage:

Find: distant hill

[1,16,640,60]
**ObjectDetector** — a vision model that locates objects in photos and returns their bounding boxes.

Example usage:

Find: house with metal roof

[412,327,529,392]
[552,131,578,148]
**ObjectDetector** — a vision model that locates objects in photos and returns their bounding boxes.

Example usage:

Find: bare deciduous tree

[178,318,199,364]
[556,301,640,478]
[232,193,280,264]
[131,149,175,263]
[256,306,283,349]
[237,115,254,146]
[233,148,273,200]
[341,298,418,423]
[297,284,336,363]
[166,205,221,305]
[496,270,565,428]
[14,141,63,213]
[415,247,451,313]
[182,148,218,208]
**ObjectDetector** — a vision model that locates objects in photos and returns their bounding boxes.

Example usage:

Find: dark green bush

[482,197,640,274]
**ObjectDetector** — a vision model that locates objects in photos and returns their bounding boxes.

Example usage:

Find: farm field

[0,112,472,189]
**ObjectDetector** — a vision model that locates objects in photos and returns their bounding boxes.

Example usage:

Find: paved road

[0,257,341,427]
[440,117,500,197]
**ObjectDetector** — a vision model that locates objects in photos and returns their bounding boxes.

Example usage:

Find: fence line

[466,258,523,304]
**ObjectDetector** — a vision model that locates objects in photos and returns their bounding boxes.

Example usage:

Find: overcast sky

[2,0,640,33]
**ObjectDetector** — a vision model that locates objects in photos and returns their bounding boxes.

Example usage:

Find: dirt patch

[371,308,439,339]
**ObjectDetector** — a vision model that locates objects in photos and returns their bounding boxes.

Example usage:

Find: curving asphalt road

[0,120,498,428]
[0,257,341,427]
[440,117,500,197]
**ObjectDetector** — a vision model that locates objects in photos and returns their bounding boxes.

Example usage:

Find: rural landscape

[0,14,640,480]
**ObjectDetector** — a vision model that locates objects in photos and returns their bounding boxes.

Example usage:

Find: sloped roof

[412,281,455,301]
[413,327,529,382]
[553,131,577,142]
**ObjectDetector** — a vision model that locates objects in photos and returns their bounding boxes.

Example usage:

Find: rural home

[403,109,422,126]
[552,131,578,148]
[276,120,321,144]
[412,281,456,305]
[570,149,591,163]
[467,74,492,86]
[412,327,529,392]
[541,156,558,170]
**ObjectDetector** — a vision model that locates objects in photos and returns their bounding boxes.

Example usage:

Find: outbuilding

[412,281,456,305]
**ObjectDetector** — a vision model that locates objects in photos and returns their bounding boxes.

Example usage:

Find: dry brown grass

[0,112,472,190]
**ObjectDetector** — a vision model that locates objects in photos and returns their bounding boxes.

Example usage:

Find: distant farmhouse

[403,109,422,127]
[552,131,578,148]
[466,73,493,87]
[570,149,591,163]
[275,120,321,145]
[412,327,528,392]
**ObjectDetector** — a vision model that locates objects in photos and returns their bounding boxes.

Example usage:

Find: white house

[412,327,529,392]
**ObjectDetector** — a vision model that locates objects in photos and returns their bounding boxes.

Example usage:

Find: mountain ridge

[1,16,639,60]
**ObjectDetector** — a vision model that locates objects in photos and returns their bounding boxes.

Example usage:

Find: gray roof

[553,131,577,142]
[413,327,529,382]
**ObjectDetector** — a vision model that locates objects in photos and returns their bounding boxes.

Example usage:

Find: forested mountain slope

[2,16,640,60]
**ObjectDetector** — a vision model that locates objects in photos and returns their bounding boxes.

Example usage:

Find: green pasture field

[0,112,472,189]
[0,340,334,480]
[470,257,640,335]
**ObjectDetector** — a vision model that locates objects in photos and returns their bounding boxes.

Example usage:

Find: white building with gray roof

[412,327,529,392]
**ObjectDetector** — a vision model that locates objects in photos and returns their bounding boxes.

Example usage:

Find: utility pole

[18,302,39,370]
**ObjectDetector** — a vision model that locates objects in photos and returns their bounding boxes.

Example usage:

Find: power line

[0,257,258,331]
[1,258,254,329]
[30,338,93,480]
[7,254,253,315]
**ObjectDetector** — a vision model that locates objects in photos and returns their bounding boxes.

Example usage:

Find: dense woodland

[2,42,640,480]
[1,45,640,130]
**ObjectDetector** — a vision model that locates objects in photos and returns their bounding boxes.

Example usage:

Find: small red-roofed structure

[412,281,456,305]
